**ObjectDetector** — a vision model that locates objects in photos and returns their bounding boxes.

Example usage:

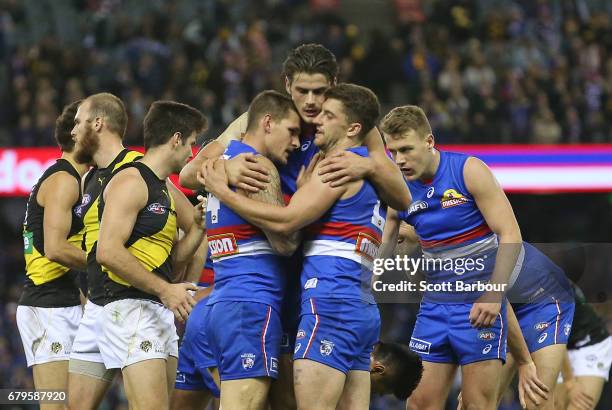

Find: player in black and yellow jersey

[66,93,142,409]
[95,101,207,410]
[16,101,88,409]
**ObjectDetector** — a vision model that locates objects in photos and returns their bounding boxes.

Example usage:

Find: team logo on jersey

[407,200,428,216]
[355,232,381,261]
[478,330,495,341]
[564,323,571,336]
[140,340,152,353]
[147,203,168,214]
[74,194,91,217]
[534,322,550,331]
[409,338,431,354]
[241,353,256,370]
[427,187,435,198]
[538,333,548,344]
[296,329,306,339]
[482,344,492,354]
[50,342,62,354]
[320,340,334,356]
[208,233,239,258]
[23,231,33,254]
[440,189,470,209]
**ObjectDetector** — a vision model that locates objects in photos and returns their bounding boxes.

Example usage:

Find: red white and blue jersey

[206,141,284,310]
[398,151,493,252]
[301,147,385,304]
[278,131,318,198]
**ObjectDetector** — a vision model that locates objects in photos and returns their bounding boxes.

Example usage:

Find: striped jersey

[301,147,385,304]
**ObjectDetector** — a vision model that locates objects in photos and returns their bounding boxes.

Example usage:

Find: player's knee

[461,390,497,410]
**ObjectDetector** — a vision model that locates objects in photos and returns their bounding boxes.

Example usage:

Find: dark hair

[86,93,128,139]
[143,101,207,149]
[246,90,298,132]
[324,83,380,139]
[375,342,423,400]
[282,43,338,84]
[55,100,81,152]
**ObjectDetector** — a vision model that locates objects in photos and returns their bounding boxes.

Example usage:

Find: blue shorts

[293,298,380,374]
[280,276,301,355]
[410,302,508,365]
[175,300,219,397]
[513,300,575,353]
[206,301,281,381]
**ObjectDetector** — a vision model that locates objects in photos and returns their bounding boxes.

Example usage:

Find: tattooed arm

[243,156,301,256]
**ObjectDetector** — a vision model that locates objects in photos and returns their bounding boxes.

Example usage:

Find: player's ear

[171,132,182,148]
[285,76,292,95]
[347,122,362,139]
[371,361,385,375]
[425,133,435,150]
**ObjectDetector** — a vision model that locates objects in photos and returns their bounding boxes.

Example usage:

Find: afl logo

[478,330,495,341]
[427,187,435,198]
[147,203,167,214]
[534,322,549,331]
[407,200,428,216]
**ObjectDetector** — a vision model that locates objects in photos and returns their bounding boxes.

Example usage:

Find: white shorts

[16,305,82,367]
[71,300,105,363]
[98,299,178,369]
[568,336,612,381]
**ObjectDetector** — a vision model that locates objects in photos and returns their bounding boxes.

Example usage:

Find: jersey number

[207,194,220,224]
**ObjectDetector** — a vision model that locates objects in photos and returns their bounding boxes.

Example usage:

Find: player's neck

[60,152,89,176]
[94,135,125,169]
[419,149,441,182]
[139,149,174,181]
[321,137,357,157]
[242,132,267,156]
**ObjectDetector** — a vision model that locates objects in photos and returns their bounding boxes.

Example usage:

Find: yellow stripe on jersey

[106,192,176,286]
[24,231,82,285]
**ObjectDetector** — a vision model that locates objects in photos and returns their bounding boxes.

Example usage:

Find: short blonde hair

[380,105,432,139]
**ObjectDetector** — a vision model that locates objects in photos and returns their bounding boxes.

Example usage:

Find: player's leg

[496,352,517,405]
[460,359,503,410]
[406,361,457,410]
[293,359,346,410]
[525,344,566,409]
[171,389,213,410]
[68,301,117,410]
[31,362,69,410]
[220,378,271,410]
[167,355,178,405]
[335,370,370,410]
[568,376,605,410]
[123,359,170,409]
[269,353,297,410]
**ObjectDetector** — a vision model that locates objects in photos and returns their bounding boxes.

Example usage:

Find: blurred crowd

[0,0,611,147]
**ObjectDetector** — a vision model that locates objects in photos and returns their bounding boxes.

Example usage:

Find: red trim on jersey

[419,223,492,249]
[207,224,263,240]
[198,268,214,286]
[303,298,320,359]
[306,222,382,242]
[261,306,272,376]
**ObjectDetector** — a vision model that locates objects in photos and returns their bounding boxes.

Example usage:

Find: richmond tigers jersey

[20,159,83,307]
[76,149,142,305]
[99,162,177,304]
[301,147,385,304]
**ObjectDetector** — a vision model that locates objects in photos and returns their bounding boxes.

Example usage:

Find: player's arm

[317,127,411,210]
[380,209,400,259]
[40,172,87,270]
[506,303,550,408]
[181,239,208,284]
[168,184,206,272]
[464,157,522,327]
[206,158,346,235]
[561,350,595,410]
[96,170,196,321]
[244,156,302,256]
[180,112,269,191]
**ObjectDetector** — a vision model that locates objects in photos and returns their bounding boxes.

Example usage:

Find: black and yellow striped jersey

[19,159,83,307]
[79,149,142,305]
[99,162,177,304]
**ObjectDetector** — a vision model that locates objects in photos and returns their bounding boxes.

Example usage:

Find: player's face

[285,73,331,124]
[312,98,348,152]
[72,101,99,165]
[265,110,301,165]
[174,131,198,172]
[385,130,433,181]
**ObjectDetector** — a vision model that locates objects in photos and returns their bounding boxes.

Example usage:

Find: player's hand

[193,195,207,230]
[318,150,373,187]
[297,152,321,189]
[225,153,270,193]
[159,282,197,322]
[516,361,549,408]
[566,378,594,410]
[469,292,502,328]
[202,158,229,197]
